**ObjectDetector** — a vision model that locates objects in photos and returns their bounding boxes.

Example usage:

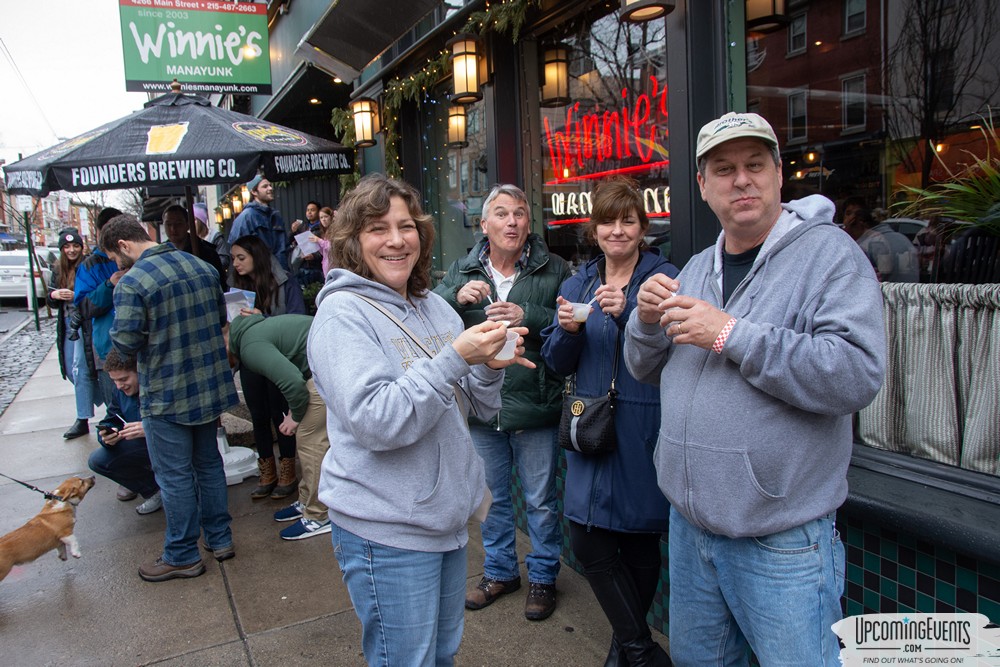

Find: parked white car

[0,250,53,304]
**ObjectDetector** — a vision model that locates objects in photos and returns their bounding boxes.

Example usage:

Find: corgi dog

[0,476,96,581]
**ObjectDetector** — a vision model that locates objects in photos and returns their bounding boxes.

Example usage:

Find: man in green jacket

[227,313,330,541]
[434,183,570,621]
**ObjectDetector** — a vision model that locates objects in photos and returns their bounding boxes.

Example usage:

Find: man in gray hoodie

[624,112,886,666]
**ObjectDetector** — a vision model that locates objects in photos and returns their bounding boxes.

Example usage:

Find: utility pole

[15,153,40,331]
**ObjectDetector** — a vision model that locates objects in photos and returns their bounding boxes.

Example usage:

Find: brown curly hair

[330,174,435,298]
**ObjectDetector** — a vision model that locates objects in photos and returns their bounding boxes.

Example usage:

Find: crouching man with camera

[87,348,162,515]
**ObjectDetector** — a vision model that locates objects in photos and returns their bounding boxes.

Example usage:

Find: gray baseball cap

[695,112,779,161]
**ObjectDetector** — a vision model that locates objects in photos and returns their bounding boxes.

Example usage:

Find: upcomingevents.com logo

[832,614,1000,666]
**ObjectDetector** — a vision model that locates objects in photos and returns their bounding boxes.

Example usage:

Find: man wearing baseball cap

[228,174,289,270]
[624,112,887,665]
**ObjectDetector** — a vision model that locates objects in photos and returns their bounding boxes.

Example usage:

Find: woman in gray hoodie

[308,174,534,667]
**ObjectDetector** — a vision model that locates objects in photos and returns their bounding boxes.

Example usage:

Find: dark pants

[88,439,159,499]
[240,366,296,461]
[569,520,663,644]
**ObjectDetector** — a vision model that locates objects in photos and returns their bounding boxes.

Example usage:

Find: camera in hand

[67,309,84,341]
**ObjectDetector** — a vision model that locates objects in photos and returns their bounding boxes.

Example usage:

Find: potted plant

[897,116,1000,282]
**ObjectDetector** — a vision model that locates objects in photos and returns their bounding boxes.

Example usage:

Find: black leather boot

[619,637,671,666]
[604,636,629,667]
[63,419,89,439]
[585,563,671,667]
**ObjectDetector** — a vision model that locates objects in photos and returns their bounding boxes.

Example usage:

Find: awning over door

[296,0,441,81]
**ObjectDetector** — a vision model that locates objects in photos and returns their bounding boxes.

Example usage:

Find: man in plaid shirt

[102,215,239,582]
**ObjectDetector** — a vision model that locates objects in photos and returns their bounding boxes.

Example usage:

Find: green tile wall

[840,511,1000,622]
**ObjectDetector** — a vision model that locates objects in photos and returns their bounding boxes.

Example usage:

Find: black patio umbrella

[3,86,353,251]
[4,89,352,197]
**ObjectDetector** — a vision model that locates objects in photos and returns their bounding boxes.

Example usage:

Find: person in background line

[229,234,306,500]
[226,313,330,541]
[48,228,103,441]
[625,112,886,666]
[310,173,530,666]
[290,200,322,235]
[435,183,571,622]
[315,206,337,278]
[541,177,676,666]
[289,200,324,287]
[162,204,227,291]
[228,174,289,270]
[71,207,126,439]
[194,202,230,273]
[103,214,239,582]
[87,348,161,516]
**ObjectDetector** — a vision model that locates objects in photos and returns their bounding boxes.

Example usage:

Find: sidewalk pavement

[0,344,666,665]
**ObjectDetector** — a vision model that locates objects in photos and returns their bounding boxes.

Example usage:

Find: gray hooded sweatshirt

[625,195,886,539]
[308,269,503,552]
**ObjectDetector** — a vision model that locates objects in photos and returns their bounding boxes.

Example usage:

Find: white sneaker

[136,491,163,515]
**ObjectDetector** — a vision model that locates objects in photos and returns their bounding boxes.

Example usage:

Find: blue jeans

[71,336,101,419]
[469,425,561,584]
[668,507,845,667]
[142,417,232,565]
[331,522,466,667]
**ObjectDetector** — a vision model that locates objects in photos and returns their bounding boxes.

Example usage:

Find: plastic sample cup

[569,302,592,322]
[494,329,519,361]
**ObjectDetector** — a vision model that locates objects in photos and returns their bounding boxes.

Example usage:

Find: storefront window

[538,9,668,269]
[420,86,489,275]
[746,0,1000,481]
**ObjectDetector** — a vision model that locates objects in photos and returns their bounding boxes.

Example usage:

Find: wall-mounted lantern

[350,97,380,148]
[540,45,571,107]
[448,34,483,104]
[619,0,675,23]
[447,105,469,148]
[231,194,243,214]
[746,0,789,33]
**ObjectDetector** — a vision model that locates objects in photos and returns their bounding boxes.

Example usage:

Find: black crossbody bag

[557,273,619,456]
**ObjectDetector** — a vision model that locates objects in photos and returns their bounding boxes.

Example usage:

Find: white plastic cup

[494,329,519,361]
[570,302,592,322]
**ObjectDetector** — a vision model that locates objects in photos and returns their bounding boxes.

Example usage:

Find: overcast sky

[0,1,149,168]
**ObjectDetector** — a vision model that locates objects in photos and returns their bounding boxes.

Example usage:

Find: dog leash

[0,472,65,502]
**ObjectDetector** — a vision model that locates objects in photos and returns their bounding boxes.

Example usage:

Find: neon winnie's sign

[542,75,670,227]
[832,613,1000,666]
[544,75,668,178]
[119,0,271,94]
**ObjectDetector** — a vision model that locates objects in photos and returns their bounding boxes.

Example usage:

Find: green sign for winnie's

[119,0,271,95]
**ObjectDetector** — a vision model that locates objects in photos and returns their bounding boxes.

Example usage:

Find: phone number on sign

[203,1,263,13]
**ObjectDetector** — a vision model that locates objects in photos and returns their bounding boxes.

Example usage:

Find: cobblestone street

[0,315,55,417]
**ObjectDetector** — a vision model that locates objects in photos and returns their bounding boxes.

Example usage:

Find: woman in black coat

[47,229,101,439]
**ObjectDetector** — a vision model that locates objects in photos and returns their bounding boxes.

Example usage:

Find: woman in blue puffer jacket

[541,177,677,666]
